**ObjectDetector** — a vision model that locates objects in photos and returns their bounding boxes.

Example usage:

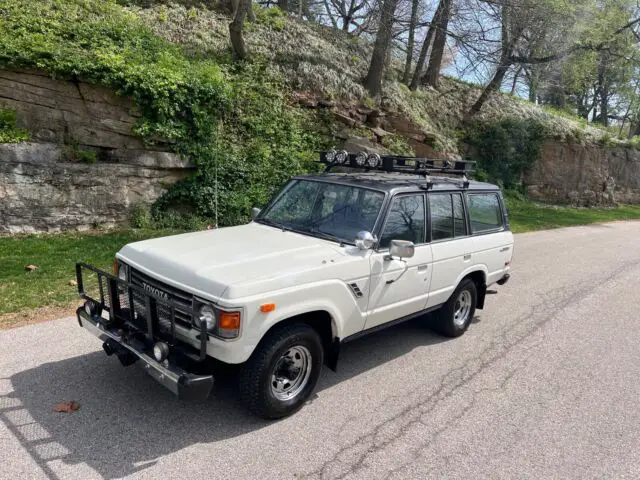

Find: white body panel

[366,244,432,329]
[116,200,514,365]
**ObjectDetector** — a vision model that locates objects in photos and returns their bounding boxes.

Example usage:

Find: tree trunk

[409,1,442,91]
[598,52,609,127]
[468,60,511,116]
[510,66,522,95]
[247,0,256,22]
[229,0,251,59]
[363,0,400,98]
[629,120,640,139]
[402,0,420,85]
[277,0,289,12]
[422,0,452,88]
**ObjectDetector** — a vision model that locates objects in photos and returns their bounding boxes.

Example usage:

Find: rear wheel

[432,279,477,337]
[238,323,323,419]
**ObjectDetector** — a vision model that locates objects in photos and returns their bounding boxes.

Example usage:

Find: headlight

[193,300,241,339]
[198,304,217,331]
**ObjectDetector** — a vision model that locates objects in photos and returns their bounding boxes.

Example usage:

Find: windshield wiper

[302,229,346,246]
[255,218,290,232]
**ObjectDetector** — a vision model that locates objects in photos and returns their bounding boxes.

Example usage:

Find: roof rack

[318,150,475,179]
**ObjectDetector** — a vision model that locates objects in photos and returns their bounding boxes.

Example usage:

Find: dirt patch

[0,302,80,330]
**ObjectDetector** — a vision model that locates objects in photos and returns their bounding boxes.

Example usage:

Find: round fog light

[153,342,169,362]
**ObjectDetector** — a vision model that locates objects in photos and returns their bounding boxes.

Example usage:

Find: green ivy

[0,107,30,143]
[463,118,549,189]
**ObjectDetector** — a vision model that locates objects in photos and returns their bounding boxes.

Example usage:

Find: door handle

[417,265,428,272]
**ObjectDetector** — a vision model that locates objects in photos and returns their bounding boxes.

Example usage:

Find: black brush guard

[75,262,213,400]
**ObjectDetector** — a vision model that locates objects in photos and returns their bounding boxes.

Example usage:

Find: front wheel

[431,278,477,338]
[238,323,323,419]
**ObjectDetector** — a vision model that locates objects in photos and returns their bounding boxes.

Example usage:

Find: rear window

[428,193,468,241]
[467,193,503,233]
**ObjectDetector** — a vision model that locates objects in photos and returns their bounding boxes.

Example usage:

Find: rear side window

[428,193,467,241]
[468,193,503,233]
[379,194,425,248]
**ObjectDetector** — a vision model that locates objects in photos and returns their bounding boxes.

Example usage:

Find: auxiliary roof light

[366,153,381,168]
[325,149,337,163]
[335,150,349,164]
[354,151,367,166]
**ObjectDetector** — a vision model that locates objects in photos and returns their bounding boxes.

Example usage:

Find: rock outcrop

[525,141,640,206]
[0,143,192,233]
[0,70,192,233]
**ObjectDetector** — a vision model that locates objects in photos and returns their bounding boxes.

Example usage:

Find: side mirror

[389,240,415,259]
[355,231,376,250]
[251,207,261,219]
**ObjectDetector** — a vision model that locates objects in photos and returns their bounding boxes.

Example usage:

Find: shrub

[0,107,30,143]
[254,6,287,32]
[463,118,550,189]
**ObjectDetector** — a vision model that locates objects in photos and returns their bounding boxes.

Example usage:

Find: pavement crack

[299,260,640,480]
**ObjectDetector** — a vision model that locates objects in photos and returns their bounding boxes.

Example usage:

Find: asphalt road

[2,222,640,480]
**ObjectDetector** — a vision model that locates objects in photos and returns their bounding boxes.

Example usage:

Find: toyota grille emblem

[142,283,169,300]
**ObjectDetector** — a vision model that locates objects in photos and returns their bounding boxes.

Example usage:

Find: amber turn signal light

[219,311,241,329]
[260,303,276,313]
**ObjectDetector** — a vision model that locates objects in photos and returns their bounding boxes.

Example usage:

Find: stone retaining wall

[0,70,192,233]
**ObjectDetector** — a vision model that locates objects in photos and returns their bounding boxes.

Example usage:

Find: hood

[117,222,356,300]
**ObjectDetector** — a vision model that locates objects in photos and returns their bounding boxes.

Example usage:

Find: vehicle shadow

[1,316,448,479]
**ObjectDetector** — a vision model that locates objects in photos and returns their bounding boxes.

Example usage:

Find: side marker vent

[349,283,363,298]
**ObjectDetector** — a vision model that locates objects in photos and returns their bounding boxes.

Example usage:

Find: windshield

[258,180,385,244]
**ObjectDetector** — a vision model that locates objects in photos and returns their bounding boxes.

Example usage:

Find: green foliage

[65,144,98,163]
[381,134,414,156]
[463,118,550,188]
[154,61,329,226]
[0,107,30,143]
[254,6,287,31]
[628,135,640,150]
[130,203,152,229]
[0,0,230,146]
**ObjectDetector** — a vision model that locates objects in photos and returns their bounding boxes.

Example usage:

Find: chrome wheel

[270,345,312,401]
[453,290,472,328]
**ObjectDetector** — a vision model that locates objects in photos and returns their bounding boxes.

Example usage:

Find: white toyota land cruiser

[75,151,513,418]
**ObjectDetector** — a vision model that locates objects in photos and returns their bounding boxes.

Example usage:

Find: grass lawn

[505,194,640,233]
[2,198,640,323]
[0,229,184,319]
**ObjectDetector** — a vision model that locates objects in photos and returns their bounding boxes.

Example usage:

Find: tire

[238,323,324,419]
[432,278,477,338]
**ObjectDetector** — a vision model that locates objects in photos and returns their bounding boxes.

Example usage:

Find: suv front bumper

[77,308,214,401]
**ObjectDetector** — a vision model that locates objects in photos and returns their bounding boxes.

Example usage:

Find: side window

[452,193,467,237]
[468,193,503,233]
[379,194,425,249]
[429,194,454,241]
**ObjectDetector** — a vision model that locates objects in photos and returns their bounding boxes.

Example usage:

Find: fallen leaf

[53,401,80,413]
[68,279,78,286]
[25,264,39,272]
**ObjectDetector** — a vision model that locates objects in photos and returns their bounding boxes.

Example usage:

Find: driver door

[365,193,433,330]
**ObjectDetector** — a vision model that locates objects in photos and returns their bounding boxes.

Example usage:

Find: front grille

[130,268,194,329]
[76,262,208,362]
